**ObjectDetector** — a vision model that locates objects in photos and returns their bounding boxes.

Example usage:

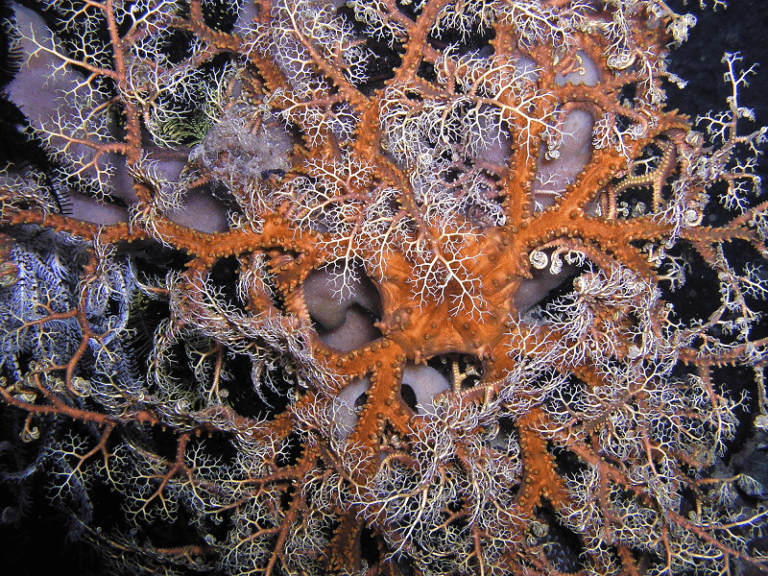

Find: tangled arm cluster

[1,1,768,575]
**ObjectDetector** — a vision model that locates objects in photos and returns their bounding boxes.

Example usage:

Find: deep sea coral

[0,1,767,575]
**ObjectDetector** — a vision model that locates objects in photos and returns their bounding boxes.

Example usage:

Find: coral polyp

[1,1,767,575]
